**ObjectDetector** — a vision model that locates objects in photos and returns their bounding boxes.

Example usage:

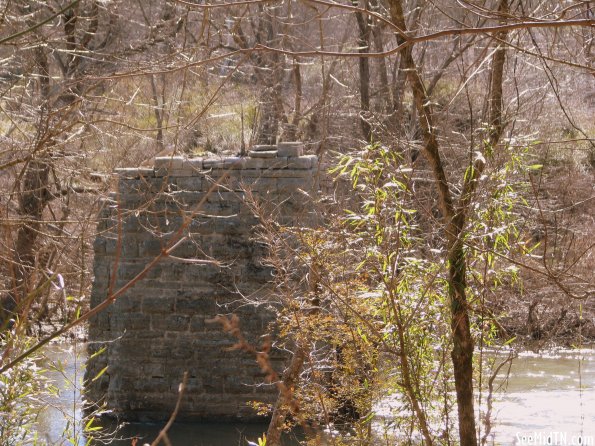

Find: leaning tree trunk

[385,1,509,444]
[2,43,53,326]
[8,159,52,312]
[386,1,477,444]
[265,344,308,446]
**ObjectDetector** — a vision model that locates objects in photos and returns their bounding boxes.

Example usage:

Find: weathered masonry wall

[86,143,318,421]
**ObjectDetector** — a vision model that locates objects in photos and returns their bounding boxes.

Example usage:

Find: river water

[485,349,595,444]
[36,344,594,445]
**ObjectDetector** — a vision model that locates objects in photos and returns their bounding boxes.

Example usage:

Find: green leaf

[89,346,106,360]
[91,366,109,382]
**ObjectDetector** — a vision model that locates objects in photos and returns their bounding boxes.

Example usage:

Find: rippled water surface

[487,349,595,444]
[37,344,594,445]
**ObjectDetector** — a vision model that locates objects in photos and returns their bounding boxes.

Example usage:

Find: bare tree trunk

[285,57,302,141]
[386,1,482,444]
[446,235,476,446]
[2,44,54,325]
[11,159,52,297]
[302,26,350,149]
[354,0,372,141]
[255,86,281,145]
[267,257,322,445]
[486,0,508,148]
[386,1,510,443]
[150,74,165,150]
[265,344,308,446]
[370,10,391,113]
[253,6,286,145]
[390,60,405,133]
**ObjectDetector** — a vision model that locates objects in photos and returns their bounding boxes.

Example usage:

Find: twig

[150,371,189,446]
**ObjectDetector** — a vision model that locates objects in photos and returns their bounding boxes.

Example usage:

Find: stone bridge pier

[85,144,318,421]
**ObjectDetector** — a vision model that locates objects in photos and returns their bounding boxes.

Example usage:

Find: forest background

[0,0,593,445]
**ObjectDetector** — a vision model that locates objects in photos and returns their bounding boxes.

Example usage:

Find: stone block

[190,334,233,350]
[168,240,200,258]
[137,167,155,179]
[118,179,141,195]
[113,295,141,313]
[251,144,276,152]
[96,215,115,232]
[125,238,144,257]
[286,155,317,169]
[176,295,210,314]
[170,345,193,360]
[242,157,285,170]
[189,315,205,332]
[184,377,204,392]
[252,169,312,178]
[113,339,146,358]
[236,176,277,193]
[161,262,187,281]
[203,158,225,169]
[113,312,151,331]
[194,200,240,216]
[277,142,304,157]
[115,167,155,178]
[183,263,226,284]
[186,158,204,171]
[142,278,182,291]
[142,295,175,314]
[93,237,107,254]
[202,379,224,394]
[139,239,164,257]
[223,157,244,169]
[92,262,110,281]
[104,238,118,256]
[119,196,145,210]
[175,176,203,191]
[215,218,248,235]
[248,150,277,158]
[135,377,171,393]
[172,190,206,206]
[276,176,314,193]
[165,331,179,340]
[127,329,163,340]
[150,342,170,359]
[205,191,242,203]
[143,363,166,378]
[154,156,185,170]
[224,376,256,394]
[88,312,109,330]
[202,171,231,189]
[117,261,146,280]
[147,177,170,192]
[154,168,169,177]
[152,314,190,331]
[167,168,195,177]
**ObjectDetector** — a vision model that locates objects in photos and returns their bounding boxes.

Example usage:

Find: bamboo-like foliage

[245,138,536,444]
